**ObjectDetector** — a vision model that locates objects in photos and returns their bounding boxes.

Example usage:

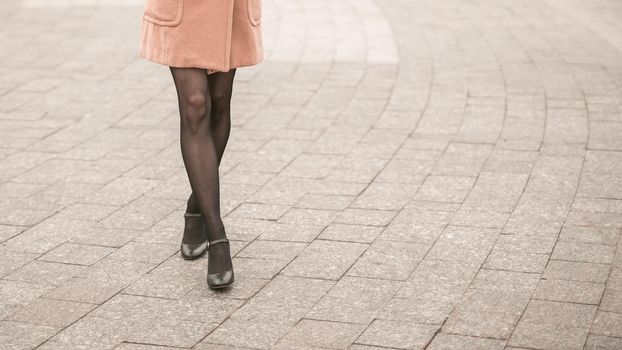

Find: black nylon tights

[170,67,236,275]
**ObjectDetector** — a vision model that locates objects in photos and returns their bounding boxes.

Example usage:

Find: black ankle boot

[180,213,207,260]
[206,238,234,289]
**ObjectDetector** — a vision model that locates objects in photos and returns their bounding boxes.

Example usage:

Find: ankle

[186,195,200,214]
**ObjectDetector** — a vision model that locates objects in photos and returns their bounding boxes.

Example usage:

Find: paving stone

[334,208,397,226]
[97,209,171,231]
[608,267,622,288]
[257,222,324,242]
[350,182,418,210]
[317,223,383,243]
[78,256,156,284]
[2,218,96,254]
[414,175,476,203]
[346,239,429,280]
[83,178,160,207]
[277,208,341,226]
[280,153,344,179]
[542,260,611,283]
[306,276,401,324]
[432,143,492,177]
[427,333,506,350]
[502,193,572,236]
[69,226,143,247]
[591,311,622,338]
[0,224,25,242]
[230,256,287,280]
[43,276,128,304]
[55,315,215,349]
[325,156,388,183]
[294,193,354,211]
[354,319,439,349]
[37,242,115,265]
[572,198,622,215]
[236,239,307,261]
[566,210,622,229]
[220,217,273,241]
[578,172,622,199]
[559,225,619,245]
[276,319,366,349]
[395,258,480,300]
[470,269,540,294]
[551,242,615,264]
[533,279,605,304]
[3,260,87,286]
[199,318,294,349]
[600,288,622,313]
[106,241,179,264]
[229,275,334,325]
[450,209,509,228]
[427,226,499,264]
[0,249,38,278]
[0,279,56,320]
[119,253,209,299]
[584,334,622,350]
[114,344,188,350]
[90,293,241,325]
[183,276,271,301]
[221,168,274,186]
[443,289,531,339]
[396,203,457,222]
[5,297,96,328]
[281,239,368,279]
[373,159,432,184]
[377,222,445,244]
[376,294,457,325]
[53,203,120,222]
[494,234,556,254]
[483,248,549,273]
[228,203,291,221]
[508,300,597,349]
[0,320,57,350]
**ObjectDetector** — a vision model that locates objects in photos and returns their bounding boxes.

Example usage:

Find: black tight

[170,67,236,273]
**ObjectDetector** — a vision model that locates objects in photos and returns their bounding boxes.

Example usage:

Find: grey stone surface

[5,297,95,328]
[443,289,531,339]
[533,279,605,304]
[427,333,506,350]
[276,319,367,349]
[281,239,368,279]
[509,300,597,349]
[2,0,622,348]
[354,319,439,349]
[306,276,401,324]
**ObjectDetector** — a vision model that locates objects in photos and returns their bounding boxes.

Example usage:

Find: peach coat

[138,0,263,73]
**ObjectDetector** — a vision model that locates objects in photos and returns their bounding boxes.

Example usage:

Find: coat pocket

[247,0,262,26]
[143,0,184,27]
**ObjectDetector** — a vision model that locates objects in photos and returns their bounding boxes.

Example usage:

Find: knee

[210,91,231,122]
[181,93,210,132]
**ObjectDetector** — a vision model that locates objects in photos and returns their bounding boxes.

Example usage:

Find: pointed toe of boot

[207,269,234,289]
[180,241,207,260]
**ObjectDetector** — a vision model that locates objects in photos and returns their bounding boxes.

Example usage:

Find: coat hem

[138,51,263,72]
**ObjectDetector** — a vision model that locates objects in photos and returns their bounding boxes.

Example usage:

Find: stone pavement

[1,0,622,349]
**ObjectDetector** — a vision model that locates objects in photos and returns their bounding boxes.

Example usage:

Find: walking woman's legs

[185,69,236,215]
[169,67,232,275]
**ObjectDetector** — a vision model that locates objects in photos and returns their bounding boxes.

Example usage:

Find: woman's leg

[185,69,236,214]
[170,67,232,274]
